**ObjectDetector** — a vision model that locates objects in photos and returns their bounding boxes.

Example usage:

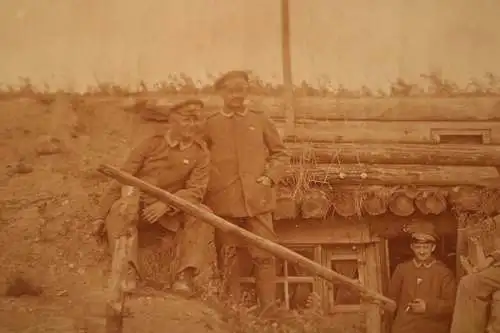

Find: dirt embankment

[0,97,232,333]
[0,97,361,333]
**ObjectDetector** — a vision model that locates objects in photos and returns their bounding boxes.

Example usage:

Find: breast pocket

[239,122,265,153]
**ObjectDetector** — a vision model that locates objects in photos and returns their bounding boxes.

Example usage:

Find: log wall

[120,95,500,122]
[287,142,500,166]
[275,120,500,144]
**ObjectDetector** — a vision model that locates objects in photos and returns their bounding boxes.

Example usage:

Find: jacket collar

[165,130,193,151]
[219,107,248,118]
[413,258,436,268]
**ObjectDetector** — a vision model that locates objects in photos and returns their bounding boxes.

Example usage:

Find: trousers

[215,212,277,310]
[105,198,214,281]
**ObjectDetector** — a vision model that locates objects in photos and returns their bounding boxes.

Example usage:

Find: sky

[1,0,500,92]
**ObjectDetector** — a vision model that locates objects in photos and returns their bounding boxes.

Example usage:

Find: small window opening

[431,128,491,144]
[439,134,484,144]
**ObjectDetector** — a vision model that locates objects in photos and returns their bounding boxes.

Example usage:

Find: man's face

[219,77,249,109]
[169,110,202,139]
[411,242,436,262]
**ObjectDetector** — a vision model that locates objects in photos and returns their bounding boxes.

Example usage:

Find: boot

[254,258,278,317]
[219,245,242,303]
[172,267,195,296]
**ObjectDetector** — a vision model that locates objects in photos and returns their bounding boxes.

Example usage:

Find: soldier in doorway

[388,222,456,333]
[203,70,290,314]
[95,99,213,294]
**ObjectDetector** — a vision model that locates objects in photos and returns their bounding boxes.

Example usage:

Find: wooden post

[97,164,397,312]
[364,243,382,333]
[281,0,295,136]
[106,233,134,333]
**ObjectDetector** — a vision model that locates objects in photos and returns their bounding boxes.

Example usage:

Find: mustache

[229,97,245,103]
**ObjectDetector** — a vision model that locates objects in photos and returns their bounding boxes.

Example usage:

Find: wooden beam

[124,96,500,122]
[285,164,499,186]
[281,96,500,122]
[97,163,397,312]
[280,120,500,144]
[287,142,500,166]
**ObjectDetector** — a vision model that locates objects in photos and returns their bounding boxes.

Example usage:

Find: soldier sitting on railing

[451,214,500,333]
[93,99,213,295]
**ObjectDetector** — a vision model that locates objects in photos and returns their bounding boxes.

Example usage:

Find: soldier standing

[204,70,290,313]
[388,222,456,333]
[95,99,213,294]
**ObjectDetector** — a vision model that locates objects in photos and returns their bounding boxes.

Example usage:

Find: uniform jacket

[388,259,456,333]
[203,107,290,218]
[98,133,210,231]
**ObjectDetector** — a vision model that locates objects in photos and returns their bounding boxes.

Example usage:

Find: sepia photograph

[1,1,500,332]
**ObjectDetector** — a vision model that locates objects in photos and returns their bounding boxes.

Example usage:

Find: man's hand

[142,202,178,224]
[408,299,426,313]
[256,175,272,187]
[91,218,106,242]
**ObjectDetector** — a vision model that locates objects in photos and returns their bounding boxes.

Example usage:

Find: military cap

[213,70,250,91]
[169,99,204,116]
[407,221,438,243]
[140,99,204,122]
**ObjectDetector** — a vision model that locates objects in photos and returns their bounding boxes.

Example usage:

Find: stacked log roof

[273,185,500,220]
[132,96,500,219]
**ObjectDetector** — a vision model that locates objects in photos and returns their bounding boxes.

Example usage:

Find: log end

[362,192,388,216]
[332,191,359,217]
[274,187,300,220]
[300,188,331,219]
[389,192,415,217]
[415,190,447,215]
[449,186,483,211]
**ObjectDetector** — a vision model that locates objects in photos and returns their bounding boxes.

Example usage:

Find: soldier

[388,222,456,333]
[203,70,290,313]
[450,214,500,333]
[95,99,213,294]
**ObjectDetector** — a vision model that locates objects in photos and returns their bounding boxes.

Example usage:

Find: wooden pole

[97,163,397,312]
[106,233,134,333]
[281,0,295,136]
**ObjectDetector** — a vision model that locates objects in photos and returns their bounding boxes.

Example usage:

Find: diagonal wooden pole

[97,163,397,312]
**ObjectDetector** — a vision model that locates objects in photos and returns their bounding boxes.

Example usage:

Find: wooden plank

[279,120,500,144]
[287,142,500,166]
[285,164,499,186]
[363,243,382,333]
[97,164,397,311]
[379,241,393,333]
[275,219,373,245]
[114,95,500,122]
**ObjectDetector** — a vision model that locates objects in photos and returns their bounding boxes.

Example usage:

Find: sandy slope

[0,97,226,333]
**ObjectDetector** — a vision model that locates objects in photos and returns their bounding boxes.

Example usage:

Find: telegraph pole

[281,0,295,136]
